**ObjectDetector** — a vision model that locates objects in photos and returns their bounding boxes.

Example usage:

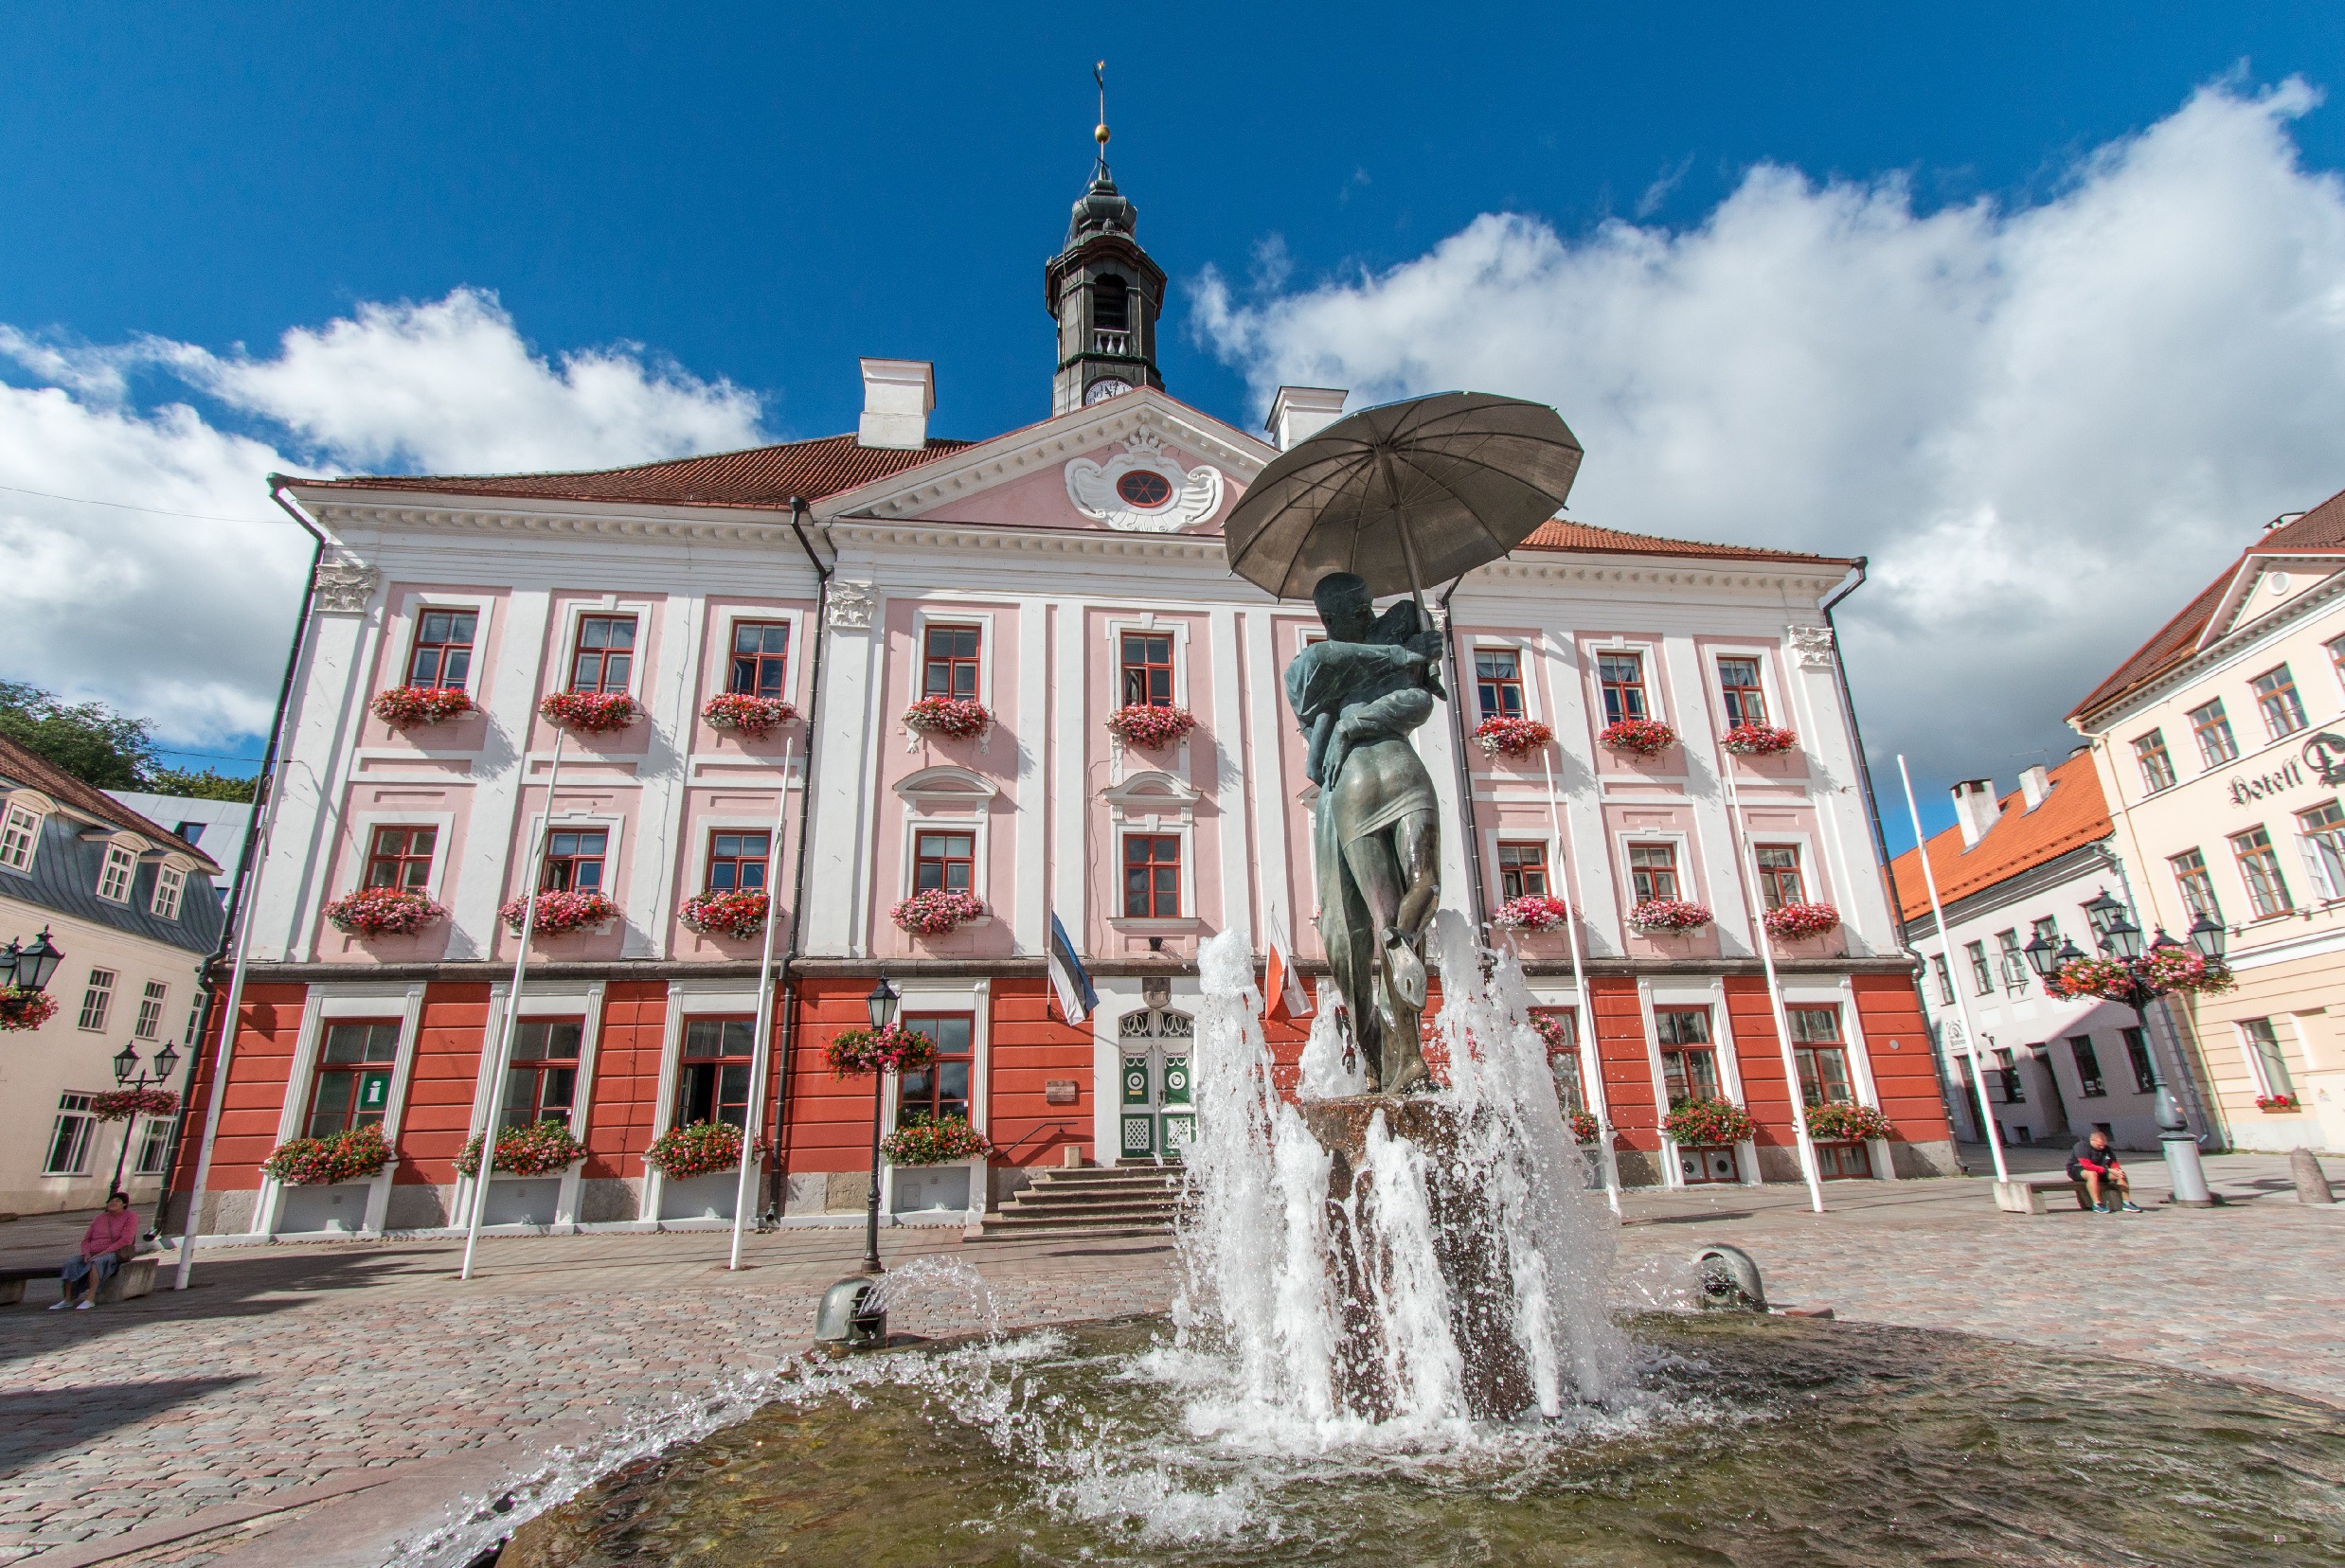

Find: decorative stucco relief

[1786,623,1835,669]
[1065,429,1224,533]
[826,580,877,629]
[311,556,378,614]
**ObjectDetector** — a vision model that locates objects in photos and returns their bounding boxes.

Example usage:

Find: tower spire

[1094,60,1111,184]
[1045,61,1165,414]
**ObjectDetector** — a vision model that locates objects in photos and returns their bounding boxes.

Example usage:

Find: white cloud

[0,289,767,749]
[1195,78,2345,799]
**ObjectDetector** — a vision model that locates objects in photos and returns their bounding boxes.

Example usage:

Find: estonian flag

[1047,912,1099,1025]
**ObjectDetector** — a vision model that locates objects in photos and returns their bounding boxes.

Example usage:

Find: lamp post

[2030,890,2219,1208]
[106,1041,182,1192]
[860,973,901,1275]
[1,927,65,992]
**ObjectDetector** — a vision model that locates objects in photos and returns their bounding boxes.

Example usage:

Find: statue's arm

[1303,709,1334,788]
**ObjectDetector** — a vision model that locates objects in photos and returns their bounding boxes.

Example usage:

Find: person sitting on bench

[53,1192,138,1310]
[2068,1131,2141,1214]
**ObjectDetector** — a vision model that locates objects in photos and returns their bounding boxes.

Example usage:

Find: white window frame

[78,969,116,1032]
[687,814,783,898]
[1102,612,1193,710]
[1616,829,1698,910]
[1707,643,1783,732]
[911,607,997,710]
[45,1093,97,1176]
[897,811,993,916]
[0,794,48,873]
[388,591,496,697]
[2236,1017,2299,1099]
[1486,829,1563,903]
[347,811,458,900]
[520,808,626,909]
[715,605,808,704]
[134,980,169,1040]
[552,596,653,703]
[2295,800,2345,903]
[134,1114,173,1177]
[1101,769,1205,931]
[98,841,138,903]
[152,860,188,920]
[1746,829,1827,910]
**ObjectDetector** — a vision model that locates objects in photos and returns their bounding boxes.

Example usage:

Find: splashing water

[861,1254,1002,1340]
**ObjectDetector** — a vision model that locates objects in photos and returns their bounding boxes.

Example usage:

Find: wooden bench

[1994,1177,2094,1215]
[0,1252,158,1306]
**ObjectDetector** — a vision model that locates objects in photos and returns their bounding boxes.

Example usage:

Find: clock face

[1085,377,1134,405]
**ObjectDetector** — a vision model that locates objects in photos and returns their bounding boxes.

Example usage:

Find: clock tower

[1046,114,1167,416]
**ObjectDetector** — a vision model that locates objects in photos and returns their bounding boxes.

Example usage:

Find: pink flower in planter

[91,1086,179,1121]
[826,1022,940,1078]
[1661,1096,1755,1147]
[1105,704,1198,749]
[372,686,476,728]
[642,1121,743,1179]
[1599,718,1677,755]
[1721,722,1798,756]
[0,987,59,1032]
[1494,895,1575,931]
[1473,716,1554,757]
[1763,901,1840,939]
[1804,1101,1893,1141]
[702,693,797,739]
[679,888,770,939]
[325,886,448,939]
[891,888,983,935]
[500,889,621,935]
[902,696,992,739]
[1628,899,1713,934]
[539,691,639,733]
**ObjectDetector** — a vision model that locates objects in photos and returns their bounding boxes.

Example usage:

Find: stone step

[1004,1187,1181,1208]
[966,1221,1173,1243]
[995,1200,1181,1223]
[1022,1173,1184,1195]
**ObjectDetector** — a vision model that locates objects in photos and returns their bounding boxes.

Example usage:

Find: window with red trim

[922,625,980,700]
[1716,656,1766,726]
[570,615,636,694]
[305,1022,400,1138]
[729,621,790,699]
[706,830,770,892]
[1629,842,1679,902]
[1477,650,1525,721]
[1755,845,1805,910]
[542,829,607,892]
[914,831,973,894]
[407,610,477,690]
[898,1013,974,1126]
[501,1020,582,1130]
[1120,632,1174,706]
[1496,841,1548,900]
[1122,833,1180,918]
[366,826,437,890]
[1598,652,1648,724]
[1789,1006,1853,1106]
[675,1017,754,1129]
[1656,1008,1720,1106]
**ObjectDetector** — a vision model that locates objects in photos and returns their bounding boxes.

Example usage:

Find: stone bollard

[2291,1147,2336,1205]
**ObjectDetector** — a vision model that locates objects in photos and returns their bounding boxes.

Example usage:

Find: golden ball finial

[1095,122,1111,145]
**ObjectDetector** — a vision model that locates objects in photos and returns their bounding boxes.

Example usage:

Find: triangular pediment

[2203,554,2345,647]
[815,387,1273,537]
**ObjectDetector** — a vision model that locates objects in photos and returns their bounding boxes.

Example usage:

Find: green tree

[143,766,259,803]
[0,682,156,789]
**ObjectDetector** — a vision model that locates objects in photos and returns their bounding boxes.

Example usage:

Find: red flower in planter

[456,1120,585,1178]
[1105,704,1198,749]
[902,696,992,739]
[372,686,476,728]
[1661,1096,1755,1147]
[1628,899,1714,934]
[500,889,621,935]
[826,1023,940,1078]
[1473,716,1554,757]
[1721,722,1798,756]
[1600,718,1677,755]
[1804,1101,1892,1141]
[2256,1094,2301,1114]
[1763,901,1840,939]
[2043,956,2133,1002]
[1530,1013,1575,1054]
[91,1086,179,1121]
[0,987,59,1032]
[1567,1110,1603,1146]
[679,888,769,939]
[881,1114,990,1166]
[539,691,639,733]
[2137,947,2236,996]
[891,888,983,936]
[1495,895,1575,932]
[643,1120,743,1179]
[262,1124,392,1185]
[325,886,448,939]
[701,693,797,739]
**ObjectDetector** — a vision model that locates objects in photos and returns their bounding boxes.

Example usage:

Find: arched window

[1093,275,1129,331]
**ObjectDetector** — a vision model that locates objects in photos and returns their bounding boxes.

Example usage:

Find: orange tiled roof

[1519,519,1852,568]
[1886,751,2109,921]
[2070,482,2345,723]
[0,734,220,872]
[294,434,973,509]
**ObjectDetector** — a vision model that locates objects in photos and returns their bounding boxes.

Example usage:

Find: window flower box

[2256,1094,2301,1114]
[1763,901,1841,939]
[882,1113,990,1167]
[1530,1013,1574,1055]
[1599,718,1677,756]
[902,696,992,739]
[1567,1109,1603,1146]
[325,886,448,939]
[1495,894,1576,932]
[891,888,983,936]
[1721,722,1798,756]
[1628,899,1714,934]
[1661,1096,1755,1147]
[263,1124,392,1186]
[679,888,769,939]
[643,1120,743,1179]
[456,1120,585,1178]
[826,1023,940,1078]
[1105,704,1197,750]
[371,686,476,729]
[500,889,620,936]
[701,693,797,739]
[91,1086,179,1122]
[1804,1100,1892,1141]
[539,691,639,733]
[1473,716,1554,757]
[0,986,58,1032]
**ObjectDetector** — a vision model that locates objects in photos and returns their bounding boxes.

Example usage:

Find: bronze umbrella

[1222,390,1584,611]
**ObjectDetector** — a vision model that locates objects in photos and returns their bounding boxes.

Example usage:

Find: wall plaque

[1044,1079,1079,1105]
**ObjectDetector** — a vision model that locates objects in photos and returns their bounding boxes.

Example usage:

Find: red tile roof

[2069,483,2345,723]
[0,734,220,872]
[295,434,973,509]
[1886,751,2109,922]
[1519,519,1853,568]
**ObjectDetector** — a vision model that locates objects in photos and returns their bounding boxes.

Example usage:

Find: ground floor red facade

[167,964,1956,1238]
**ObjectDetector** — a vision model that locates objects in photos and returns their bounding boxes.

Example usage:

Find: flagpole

[1896,755,2011,1184]
[461,723,567,1281]
[1542,750,1618,1215]
[730,737,796,1271]
[1720,757,1826,1214]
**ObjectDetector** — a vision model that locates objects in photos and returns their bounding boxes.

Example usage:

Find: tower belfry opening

[1046,62,1166,415]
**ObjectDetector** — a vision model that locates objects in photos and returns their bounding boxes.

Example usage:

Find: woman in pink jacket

[53,1192,138,1310]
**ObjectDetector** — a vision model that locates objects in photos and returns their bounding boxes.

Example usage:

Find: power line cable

[0,481,296,526]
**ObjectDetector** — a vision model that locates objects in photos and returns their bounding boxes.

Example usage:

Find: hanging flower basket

[0,986,59,1032]
[644,1120,743,1179]
[500,889,621,936]
[1721,722,1798,757]
[539,691,639,733]
[1804,1101,1892,1141]
[1662,1096,1755,1147]
[1495,895,1575,932]
[2043,955,2135,1002]
[325,886,448,939]
[891,888,983,936]
[826,1023,940,1078]
[1763,901,1841,939]
[1628,899,1714,934]
[1474,716,1554,757]
[2256,1094,2300,1114]
[1106,704,1198,750]
[679,888,770,939]
[1568,1110,1603,1146]
[882,1114,991,1167]
[1530,1012,1574,1054]
[456,1120,585,1178]
[263,1124,392,1186]
[2138,947,2235,996]
[372,686,476,728]
[1599,718,1677,756]
[91,1086,179,1122]
[702,693,797,739]
[903,696,992,739]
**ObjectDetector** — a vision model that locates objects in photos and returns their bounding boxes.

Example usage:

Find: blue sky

[7,4,2345,848]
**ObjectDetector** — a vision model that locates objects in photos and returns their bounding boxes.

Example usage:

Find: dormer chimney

[1951,778,2003,849]
[857,359,934,451]
[2018,764,2051,811]
[1267,386,1349,451]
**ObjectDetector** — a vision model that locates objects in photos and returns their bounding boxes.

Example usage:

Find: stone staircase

[970,1162,1188,1241]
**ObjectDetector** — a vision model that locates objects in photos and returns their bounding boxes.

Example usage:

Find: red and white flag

[1265,922,1312,1022]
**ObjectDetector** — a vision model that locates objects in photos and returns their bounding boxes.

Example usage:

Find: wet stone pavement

[2,1148,2339,1565]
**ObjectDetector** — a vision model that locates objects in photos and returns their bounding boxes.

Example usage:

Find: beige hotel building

[2071,491,2345,1154]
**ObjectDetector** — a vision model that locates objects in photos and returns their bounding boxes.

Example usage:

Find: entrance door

[1118,1007,1193,1161]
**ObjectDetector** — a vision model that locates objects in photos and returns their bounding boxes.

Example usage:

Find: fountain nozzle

[814,1276,888,1348]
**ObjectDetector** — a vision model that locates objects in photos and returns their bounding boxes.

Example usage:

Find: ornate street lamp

[2185,913,2227,961]
[859,973,902,1274]
[2021,929,2061,980]
[4,928,63,992]
[2082,890,2140,958]
[113,1042,140,1083]
[105,1042,182,1193]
